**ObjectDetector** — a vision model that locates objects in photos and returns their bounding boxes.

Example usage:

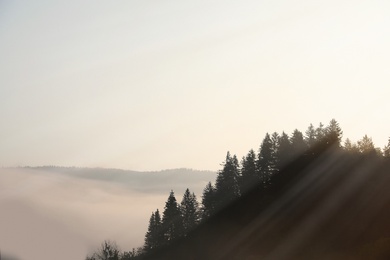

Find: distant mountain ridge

[20,166,216,196]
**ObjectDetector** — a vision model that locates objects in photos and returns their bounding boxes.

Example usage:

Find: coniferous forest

[86,119,390,260]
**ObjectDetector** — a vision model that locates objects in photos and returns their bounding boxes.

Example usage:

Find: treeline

[86,119,390,260]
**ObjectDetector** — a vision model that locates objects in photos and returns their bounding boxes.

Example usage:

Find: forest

[86,119,390,260]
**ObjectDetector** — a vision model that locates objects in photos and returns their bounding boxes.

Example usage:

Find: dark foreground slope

[142,147,390,260]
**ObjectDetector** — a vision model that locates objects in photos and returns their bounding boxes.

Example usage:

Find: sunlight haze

[1,0,389,171]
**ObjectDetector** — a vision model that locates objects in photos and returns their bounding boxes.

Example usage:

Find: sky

[1,0,390,171]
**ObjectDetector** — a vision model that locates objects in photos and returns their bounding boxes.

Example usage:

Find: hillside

[142,147,390,259]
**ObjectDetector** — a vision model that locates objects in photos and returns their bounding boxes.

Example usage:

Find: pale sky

[1,0,390,171]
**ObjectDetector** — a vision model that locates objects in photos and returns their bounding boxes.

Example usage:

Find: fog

[0,167,215,260]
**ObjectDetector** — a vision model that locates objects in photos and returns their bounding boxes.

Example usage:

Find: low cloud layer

[0,167,215,260]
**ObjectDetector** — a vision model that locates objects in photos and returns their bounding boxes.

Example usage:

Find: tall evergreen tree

[357,135,376,154]
[305,123,316,148]
[240,149,258,194]
[325,119,343,147]
[215,152,240,210]
[315,122,326,143]
[161,191,183,243]
[276,132,292,170]
[153,210,163,247]
[344,138,359,154]
[180,189,200,234]
[144,209,163,251]
[290,129,307,158]
[144,211,156,251]
[201,182,217,219]
[257,133,275,188]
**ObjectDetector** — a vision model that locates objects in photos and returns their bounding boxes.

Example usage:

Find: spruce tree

[257,133,276,188]
[305,123,316,148]
[144,212,156,251]
[154,209,163,248]
[201,182,217,219]
[180,188,200,234]
[240,149,258,194]
[315,122,326,142]
[161,191,183,243]
[215,152,240,210]
[357,135,376,154]
[144,209,162,251]
[325,119,343,147]
[277,132,292,170]
[290,129,307,158]
[344,138,359,154]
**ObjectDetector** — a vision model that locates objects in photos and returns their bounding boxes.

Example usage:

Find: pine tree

[180,188,200,234]
[161,191,183,243]
[240,149,258,194]
[201,182,217,219]
[215,152,240,210]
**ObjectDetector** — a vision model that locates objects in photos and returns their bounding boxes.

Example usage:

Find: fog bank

[0,167,215,260]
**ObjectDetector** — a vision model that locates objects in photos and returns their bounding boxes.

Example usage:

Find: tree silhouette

[325,118,343,147]
[257,133,276,188]
[344,138,359,154]
[161,191,183,243]
[315,122,326,142]
[180,188,200,234]
[201,182,217,219]
[144,209,162,251]
[290,129,307,158]
[357,134,376,154]
[277,131,292,169]
[305,123,316,148]
[239,149,258,194]
[215,152,240,210]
